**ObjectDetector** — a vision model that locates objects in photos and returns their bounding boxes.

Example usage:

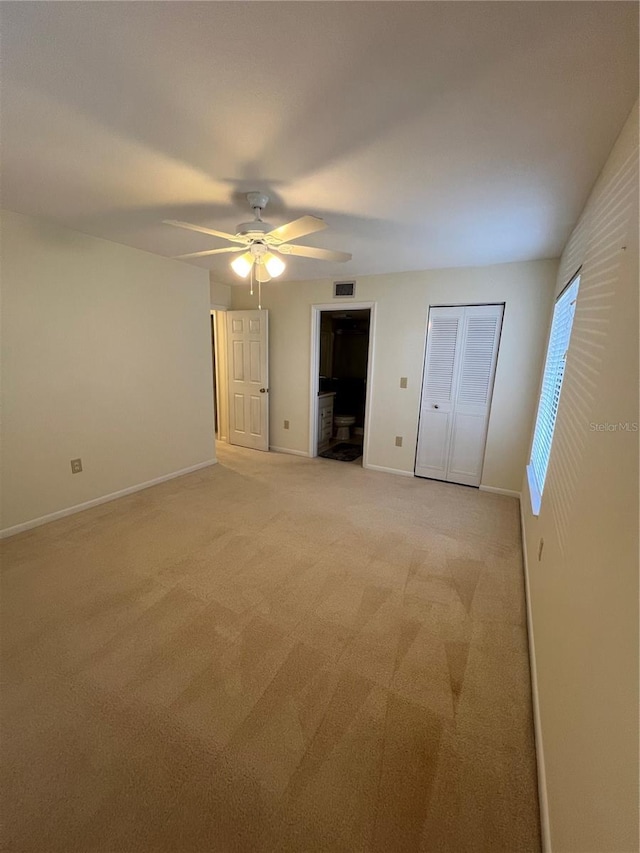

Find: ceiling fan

[164,192,352,283]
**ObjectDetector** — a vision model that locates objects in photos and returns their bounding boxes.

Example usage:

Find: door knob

[260,388,268,393]
[434,404,439,409]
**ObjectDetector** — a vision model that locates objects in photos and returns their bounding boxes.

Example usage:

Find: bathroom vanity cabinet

[317,392,335,451]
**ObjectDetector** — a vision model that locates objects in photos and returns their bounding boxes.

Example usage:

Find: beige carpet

[1,444,541,852]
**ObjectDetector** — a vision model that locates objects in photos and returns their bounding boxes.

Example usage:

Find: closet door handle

[434,404,439,409]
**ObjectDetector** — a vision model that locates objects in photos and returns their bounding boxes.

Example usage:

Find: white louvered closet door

[415,304,503,486]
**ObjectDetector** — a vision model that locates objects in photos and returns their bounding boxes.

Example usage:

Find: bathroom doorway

[309,303,375,466]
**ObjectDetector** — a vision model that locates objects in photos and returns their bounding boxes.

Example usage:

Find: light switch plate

[400,377,408,388]
[395,436,403,447]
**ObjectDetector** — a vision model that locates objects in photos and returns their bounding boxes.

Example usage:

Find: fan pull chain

[258,278,262,310]
[250,263,254,297]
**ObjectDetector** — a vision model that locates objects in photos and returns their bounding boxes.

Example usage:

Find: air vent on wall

[334,280,355,298]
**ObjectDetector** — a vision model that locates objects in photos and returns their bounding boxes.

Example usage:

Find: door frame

[210,308,228,443]
[308,302,377,466]
[414,301,505,484]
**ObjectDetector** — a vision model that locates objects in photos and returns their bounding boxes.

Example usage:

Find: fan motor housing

[235,220,274,236]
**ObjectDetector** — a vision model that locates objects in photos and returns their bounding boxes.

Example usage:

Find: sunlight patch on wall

[546,144,639,552]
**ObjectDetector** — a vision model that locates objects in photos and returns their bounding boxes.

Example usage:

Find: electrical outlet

[284,420,290,430]
[70,458,83,474]
[400,377,408,389]
[395,436,403,447]
[538,538,544,561]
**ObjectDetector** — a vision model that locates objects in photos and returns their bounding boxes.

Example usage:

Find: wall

[210,276,231,309]
[232,259,557,492]
[521,103,639,851]
[1,210,216,534]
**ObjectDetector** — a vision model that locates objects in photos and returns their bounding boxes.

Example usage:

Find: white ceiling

[2,2,637,284]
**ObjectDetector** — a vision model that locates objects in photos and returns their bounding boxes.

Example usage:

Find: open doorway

[310,304,374,466]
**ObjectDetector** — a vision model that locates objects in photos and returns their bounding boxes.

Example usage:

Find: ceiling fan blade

[163,219,246,244]
[173,246,245,260]
[267,215,327,244]
[278,244,352,262]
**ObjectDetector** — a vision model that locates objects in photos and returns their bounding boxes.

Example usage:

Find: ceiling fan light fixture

[166,193,350,295]
[255,262,271,283]
[264,252,286,278]
[230,251,253,278]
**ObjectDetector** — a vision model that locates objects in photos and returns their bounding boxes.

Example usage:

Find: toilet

[334,414,356,441]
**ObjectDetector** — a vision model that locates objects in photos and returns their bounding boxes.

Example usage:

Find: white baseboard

[0,459,217,540]
[480,484,521,498]
[269,446,310,458]
[519,497,552,852]
[364,462,414,477]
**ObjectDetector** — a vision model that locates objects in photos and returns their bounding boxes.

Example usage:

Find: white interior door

[226,310,269,451]
[415,304,503,486]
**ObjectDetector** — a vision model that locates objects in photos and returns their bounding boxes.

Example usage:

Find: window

[527,273,580,515]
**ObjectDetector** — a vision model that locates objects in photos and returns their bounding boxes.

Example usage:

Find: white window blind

[527,274,580,514]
